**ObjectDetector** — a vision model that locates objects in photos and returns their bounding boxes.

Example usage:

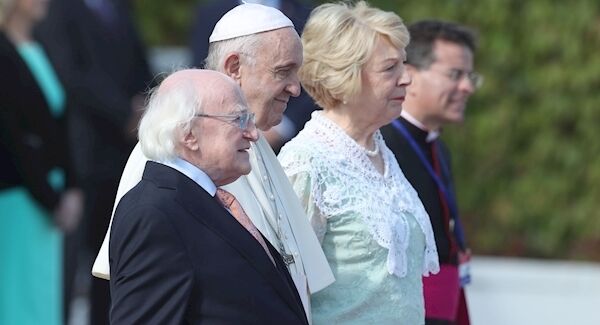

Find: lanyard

[391,120,466,250]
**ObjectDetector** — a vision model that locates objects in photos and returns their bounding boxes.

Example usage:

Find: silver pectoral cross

[280,251,295,266]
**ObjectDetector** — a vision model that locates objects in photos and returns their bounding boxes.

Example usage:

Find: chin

[384,107,403,123]
[240,165,252,175]
[261,113,283,131]
[269,116,284,129]
[387,102,403,113]
[447,115,465,125]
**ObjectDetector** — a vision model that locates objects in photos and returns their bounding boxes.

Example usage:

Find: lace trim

[279,111,439,277]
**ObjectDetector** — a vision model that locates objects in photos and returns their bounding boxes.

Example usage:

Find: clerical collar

[400,110,440,143]
[159,157,217,197]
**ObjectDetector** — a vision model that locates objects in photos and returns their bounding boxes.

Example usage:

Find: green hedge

[133,0,195,46]
[135,0,600,261]
[388,0,600,261]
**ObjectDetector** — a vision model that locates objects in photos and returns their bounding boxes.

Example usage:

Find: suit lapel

[144,162,306,322]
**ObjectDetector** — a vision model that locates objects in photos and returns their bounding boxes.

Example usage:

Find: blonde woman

[278,2,439,324]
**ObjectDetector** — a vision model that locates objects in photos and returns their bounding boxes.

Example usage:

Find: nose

[243,120,259,142]
[458,76,475,95]
[286,74,302,97]
[398,65,412,87]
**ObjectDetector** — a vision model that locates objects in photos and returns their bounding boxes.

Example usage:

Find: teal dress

[279,112,439,324]
[0,41,66,325]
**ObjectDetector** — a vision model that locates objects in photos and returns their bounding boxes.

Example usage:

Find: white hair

[138,77,201,161]
[203,33,264,71]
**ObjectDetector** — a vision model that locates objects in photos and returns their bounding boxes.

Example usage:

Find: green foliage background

[134,0,600,261]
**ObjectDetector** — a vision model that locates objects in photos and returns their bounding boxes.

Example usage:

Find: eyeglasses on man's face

[195,111,256,130]
[431,68,484,89]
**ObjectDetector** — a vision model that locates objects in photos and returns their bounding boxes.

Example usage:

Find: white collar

[400,110,440,143]
[159,157,217,197]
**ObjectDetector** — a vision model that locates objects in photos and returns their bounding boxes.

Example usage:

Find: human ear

[181,129,199,151]
[223,53,242,82]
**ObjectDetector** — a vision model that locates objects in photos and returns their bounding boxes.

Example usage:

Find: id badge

[458,249,472,287]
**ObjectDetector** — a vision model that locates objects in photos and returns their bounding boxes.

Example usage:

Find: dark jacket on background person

[37,0,153,182]
[0,32,75,213]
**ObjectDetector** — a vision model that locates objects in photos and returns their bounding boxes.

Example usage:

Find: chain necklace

[255,153,295,267]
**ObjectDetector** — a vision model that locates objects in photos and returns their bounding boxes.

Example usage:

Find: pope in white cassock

[91,3,334,322]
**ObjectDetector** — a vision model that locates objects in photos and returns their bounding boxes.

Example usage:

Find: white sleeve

[91,142,149,279]
[286,171,327,244]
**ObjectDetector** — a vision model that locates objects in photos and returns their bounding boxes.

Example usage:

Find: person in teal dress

[0,0,82,324]
[278,2,440,324]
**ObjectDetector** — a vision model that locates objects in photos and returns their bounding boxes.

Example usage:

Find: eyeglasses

[433,68,484,89]
[195,111,256,130]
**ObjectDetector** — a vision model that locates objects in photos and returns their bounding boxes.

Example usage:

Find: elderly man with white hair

[109,69,309,324]
[93,3,334,322]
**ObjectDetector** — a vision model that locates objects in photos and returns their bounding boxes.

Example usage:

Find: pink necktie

[216,188,276,266]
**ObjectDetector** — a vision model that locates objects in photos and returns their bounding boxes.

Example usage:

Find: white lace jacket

[279,112,439,277]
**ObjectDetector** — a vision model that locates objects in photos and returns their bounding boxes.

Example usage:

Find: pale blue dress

[279,112,439,324]
[0,41,65,325]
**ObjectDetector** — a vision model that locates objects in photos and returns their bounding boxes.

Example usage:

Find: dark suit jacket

[189,0,318,141]
[0,32,74,213]
[381,118,459,265]
[36,0,153,182]
[109,161,309,324]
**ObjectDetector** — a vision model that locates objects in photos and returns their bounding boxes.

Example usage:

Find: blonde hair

[299,1,409,109]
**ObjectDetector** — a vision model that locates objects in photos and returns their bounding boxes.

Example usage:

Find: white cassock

[92,135,334,322]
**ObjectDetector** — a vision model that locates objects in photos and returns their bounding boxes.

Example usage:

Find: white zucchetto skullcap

[209,3,294,43]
